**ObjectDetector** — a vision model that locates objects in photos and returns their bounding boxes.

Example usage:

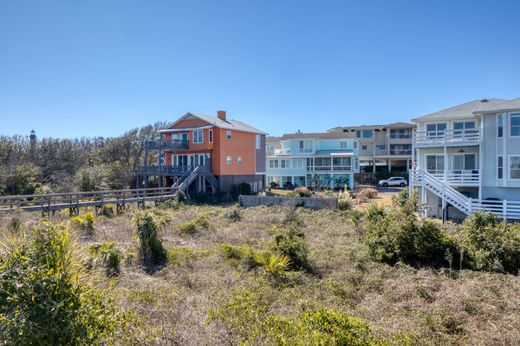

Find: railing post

[503,199,508,221]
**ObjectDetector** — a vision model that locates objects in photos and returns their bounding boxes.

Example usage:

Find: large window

[426,123,447,138]
[280,159,290,168]
[453,153,476,173]
[390,128,412,139]
[497,114,504,138]
[426,155,444,174]
[356,130,373,138]
[193,130,203,144]
[453,121,476,136]
[510,156,520,179]
[269,160,278,169]
[511,114,520,137]
[390,144,411,155]
[293,159,305,168]
[498,156,503,179]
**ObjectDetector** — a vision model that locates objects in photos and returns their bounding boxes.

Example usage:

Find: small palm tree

[255,252,290,277]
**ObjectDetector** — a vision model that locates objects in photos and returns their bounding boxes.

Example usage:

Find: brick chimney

[217,110,226,121]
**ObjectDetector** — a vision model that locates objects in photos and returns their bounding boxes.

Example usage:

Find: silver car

[378,177,407,187]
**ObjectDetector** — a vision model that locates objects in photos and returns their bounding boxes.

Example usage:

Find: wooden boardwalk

[0,187,178,215]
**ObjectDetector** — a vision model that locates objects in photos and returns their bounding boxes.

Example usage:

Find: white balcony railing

[413,129,480,147]
[374,149,412,156]
[414,169,480,186]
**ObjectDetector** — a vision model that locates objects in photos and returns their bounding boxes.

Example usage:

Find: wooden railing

[0,187,177,214]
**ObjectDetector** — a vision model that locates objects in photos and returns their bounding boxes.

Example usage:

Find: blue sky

[1,0,519,138]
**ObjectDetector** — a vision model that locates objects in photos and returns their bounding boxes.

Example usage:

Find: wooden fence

[239,195,338,209]
[0,187,177,215]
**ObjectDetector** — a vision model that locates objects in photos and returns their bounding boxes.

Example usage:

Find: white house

[410,98,520,220]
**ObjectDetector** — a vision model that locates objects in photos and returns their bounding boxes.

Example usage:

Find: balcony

[274,148,291,155]
[145,139,189,151]
[309,165,352,172]
[413,129,480,148]
[413,169,480,186]
[374,149,412,156]
[137,164,210,176]
[390,133,412,139]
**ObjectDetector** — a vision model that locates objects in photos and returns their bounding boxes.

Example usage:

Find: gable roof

[473,97,520,114]
[412,99,508,122]
[168,112,267,135]
[280,131,355,140]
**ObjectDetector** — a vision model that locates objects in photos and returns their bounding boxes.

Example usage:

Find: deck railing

[144,139,189,151]
[413,129,480,147]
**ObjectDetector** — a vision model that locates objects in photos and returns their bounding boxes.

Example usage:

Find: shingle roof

[279,131,355,140]
[473,97,520,114]
[188,113,267,135]
[329,122,414,132]
[412,99,508,122]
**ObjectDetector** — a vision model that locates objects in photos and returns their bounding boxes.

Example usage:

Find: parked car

[378,177,407,187]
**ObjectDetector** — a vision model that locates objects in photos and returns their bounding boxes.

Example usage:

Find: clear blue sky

[1,0,519,138]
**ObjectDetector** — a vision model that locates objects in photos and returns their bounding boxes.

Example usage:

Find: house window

[269,160,278,169]
[237,156,242,165]
[280,159,290,168]
[510,114,520,137]
[390,128,412,139]
[209,129,213,143]
[498,156,503,179]
[453,154,476,173]
[426,123,447,138]
[293,159,304,168]
[353,141,358,149]
[193,130,203,144]
[226,156,232,165]
[361,144,368,151]
[362,130,372,138]
[340,141,348,149]
[497,114,504,138]
[226,130,232,139]
[426,155,444,174]
[510,156,520,179]
[453,121,476,136]
[299,140,312,153]
[256,134,262,149]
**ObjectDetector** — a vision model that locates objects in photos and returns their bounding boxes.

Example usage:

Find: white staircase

[172,166,219,193]
[411,169,520,220]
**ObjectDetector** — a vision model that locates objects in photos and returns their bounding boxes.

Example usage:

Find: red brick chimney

[217,110,226,121]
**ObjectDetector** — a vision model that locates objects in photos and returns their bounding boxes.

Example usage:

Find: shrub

[70,212,95,236]
[224,206,242,222]
[254,251,291,277]
[230,183,252,199]
[272,223,310,271]
[209,290,393,345]
[158,198,182,210]
[461,212,520,273]
[177,214,211,235]
[338,192,354,211]
[0,223,127,345]
[362,194,455,266]
[176,190,188,203]
[293,186,312,197]
[218,244,259,270]
[99,204,115,217]
[358,187,378,199]
[8,216,22,233]
[133,212,167,267]
[89,242,123,277]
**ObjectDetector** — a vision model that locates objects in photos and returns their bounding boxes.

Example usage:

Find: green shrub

[176,190,187,203]
[0,223,128,345]
[99,204,115,217]
[362,194,455,267]
[177,214,211,235]
[293,186,312,197]
[272,223,310,271]
[461,212,520,273]
[133,212,167,268]
[209,290,393,345]
[70,212,95,236]
[8,216,22,233]
[158,198,182,210]
[89,242,123,277]
[338,193,354,211]
[254,251,290,277]
[224,206,242,222]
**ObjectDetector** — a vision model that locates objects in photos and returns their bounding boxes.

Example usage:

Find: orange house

[137,111,267,193]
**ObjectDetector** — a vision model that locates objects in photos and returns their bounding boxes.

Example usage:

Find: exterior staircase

[172,166,219,193]
[411,169,520,220]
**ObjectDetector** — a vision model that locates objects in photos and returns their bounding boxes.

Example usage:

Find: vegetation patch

[69,211,95,236]
[133,212,167,269]
[88,241,123,277]
[0,223,130,345]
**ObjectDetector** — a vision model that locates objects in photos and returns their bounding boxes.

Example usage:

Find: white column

[478,117,483,200]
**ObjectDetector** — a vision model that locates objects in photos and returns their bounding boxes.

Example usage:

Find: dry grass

[1,205,520,345]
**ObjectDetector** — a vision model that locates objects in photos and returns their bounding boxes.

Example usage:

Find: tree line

[0,122,168,195]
